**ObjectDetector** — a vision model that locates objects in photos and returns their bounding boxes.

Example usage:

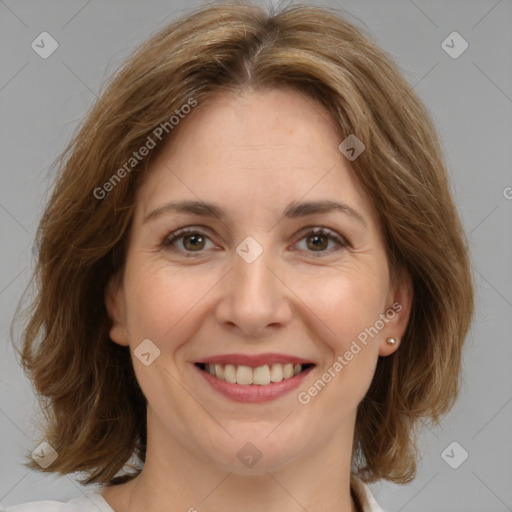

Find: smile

[193,354,316,403]
[195,362,314,385]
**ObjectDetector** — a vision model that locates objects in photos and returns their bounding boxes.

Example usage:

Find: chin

[189,420,312,473]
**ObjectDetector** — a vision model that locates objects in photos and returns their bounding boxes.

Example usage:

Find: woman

[7,2,474,511]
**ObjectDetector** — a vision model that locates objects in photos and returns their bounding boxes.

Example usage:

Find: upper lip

[196,353,315,368]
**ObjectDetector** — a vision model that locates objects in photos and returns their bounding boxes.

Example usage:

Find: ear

[379,270,413,357]
[105,271,130,347]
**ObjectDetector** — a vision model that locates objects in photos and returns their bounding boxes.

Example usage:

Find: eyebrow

[143,199,367,228]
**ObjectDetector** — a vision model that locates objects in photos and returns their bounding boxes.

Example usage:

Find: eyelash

[161,226,349,258]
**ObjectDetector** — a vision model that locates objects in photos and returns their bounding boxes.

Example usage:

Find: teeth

[283,363,294,379]
[253,365,271,385]
[215,364,224,379]
[224,364,236,383]
[270,363,283,382]
[204,362,305,385]
[236,365,253,385]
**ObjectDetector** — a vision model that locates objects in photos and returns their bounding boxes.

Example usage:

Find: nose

[214,240,293,337]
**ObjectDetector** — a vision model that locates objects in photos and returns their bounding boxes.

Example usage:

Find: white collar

[352,476,386,512]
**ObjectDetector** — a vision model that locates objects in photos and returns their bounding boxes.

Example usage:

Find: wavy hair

[13,0,474,486]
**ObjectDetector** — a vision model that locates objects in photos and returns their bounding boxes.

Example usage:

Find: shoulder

[352,476,388,512]
[1,492,114,512]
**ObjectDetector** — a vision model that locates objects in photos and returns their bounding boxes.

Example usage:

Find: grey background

[1,0,511,510]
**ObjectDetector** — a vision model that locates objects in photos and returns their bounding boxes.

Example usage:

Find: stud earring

[386,337,398,345]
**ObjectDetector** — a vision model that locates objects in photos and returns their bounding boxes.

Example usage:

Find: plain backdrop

[1,1,511,511]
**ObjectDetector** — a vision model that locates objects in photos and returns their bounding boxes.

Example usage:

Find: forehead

[163,87,342,164]
[137,88,378,228]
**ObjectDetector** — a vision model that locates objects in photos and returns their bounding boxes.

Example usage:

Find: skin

[103,87,412,512]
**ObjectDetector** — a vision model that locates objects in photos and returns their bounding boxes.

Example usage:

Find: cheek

[299,263,388,342]
[121,264,216,414]
[296,266,387,397]
[122,262,219,353]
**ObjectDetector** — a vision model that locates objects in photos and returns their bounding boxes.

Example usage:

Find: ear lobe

[379,271,413,357]
[105,272,129,347]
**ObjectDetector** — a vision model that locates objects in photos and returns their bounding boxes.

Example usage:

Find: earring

[386,337,398,345]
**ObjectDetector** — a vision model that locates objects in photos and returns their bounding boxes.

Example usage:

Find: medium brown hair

[13,0,474,486]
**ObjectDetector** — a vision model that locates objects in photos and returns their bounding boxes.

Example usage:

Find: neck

[103,410,359,512]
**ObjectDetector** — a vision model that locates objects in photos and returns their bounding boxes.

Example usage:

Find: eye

[161,226,348,258]
[162,227,215,256]
[294,227,348,256]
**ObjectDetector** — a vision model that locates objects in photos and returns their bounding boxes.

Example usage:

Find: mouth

[193,353,316,402]
[194,361,315,386]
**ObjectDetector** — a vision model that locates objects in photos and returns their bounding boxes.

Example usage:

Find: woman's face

[106,87,411,472]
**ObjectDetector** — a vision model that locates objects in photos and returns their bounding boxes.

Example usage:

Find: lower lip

[194,364,314,403]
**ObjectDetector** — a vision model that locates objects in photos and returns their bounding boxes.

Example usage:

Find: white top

[1,479,385,511]
[1,492,114,512]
